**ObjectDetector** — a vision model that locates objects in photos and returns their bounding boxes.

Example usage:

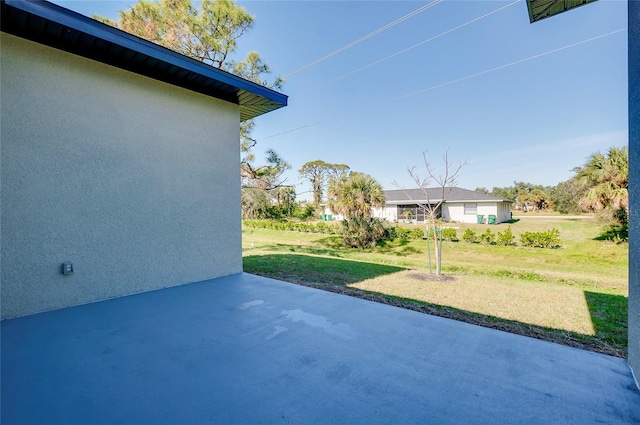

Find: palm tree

[327,172,386,219]
[578,146,628,226]
[327,172,387,249]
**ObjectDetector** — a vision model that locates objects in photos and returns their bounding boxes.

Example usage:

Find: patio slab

[2,272,639,424]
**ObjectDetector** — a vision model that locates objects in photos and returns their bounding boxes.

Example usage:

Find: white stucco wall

[442,203,490,223]
[322,207,344,221]
[442,204,465,222]
[477,204,497,222]
[442,202,511,224]
[372,206,397,222]
[497,202,513,223]
[1,34,242,319]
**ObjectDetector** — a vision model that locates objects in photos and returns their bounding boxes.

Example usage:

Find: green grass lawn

[242,216,628,357]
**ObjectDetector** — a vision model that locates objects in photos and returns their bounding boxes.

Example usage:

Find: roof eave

[525,0,599,24]
[385,200,443,205]
[443,199,515,204]
[385,199,513,205]
[0,0,287,121]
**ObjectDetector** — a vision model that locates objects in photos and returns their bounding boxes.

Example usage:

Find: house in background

[373,188,514,224]
[0,0,287,319]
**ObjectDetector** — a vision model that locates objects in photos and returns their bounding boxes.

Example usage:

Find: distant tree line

[241,159,352,220]
[475,146,628,238]
[244,146,628,245]
[242,159,388,249]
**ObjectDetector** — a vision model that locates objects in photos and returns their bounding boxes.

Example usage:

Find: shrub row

[462,226,560,248]
[386,226,425,241]
[462,227,516,246]
[244,220,432,241]
[519,229,562,248]
[243,220,339,234]
[245,220,440,244]
[388,227,460,242]
[244,220,561,249]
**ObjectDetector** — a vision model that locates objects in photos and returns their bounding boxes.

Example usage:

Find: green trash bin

[488,215,496,225]
[327,214,333,221]
[321,214,326,221]
[477,215,484,224]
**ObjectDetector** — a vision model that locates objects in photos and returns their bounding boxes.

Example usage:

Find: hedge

[243,220,338,234]
[520,228,562,249]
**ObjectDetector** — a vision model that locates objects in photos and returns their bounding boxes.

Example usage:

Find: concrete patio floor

[2,272,639,424]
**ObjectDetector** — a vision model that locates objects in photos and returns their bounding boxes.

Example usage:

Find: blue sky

[52,0,628,199]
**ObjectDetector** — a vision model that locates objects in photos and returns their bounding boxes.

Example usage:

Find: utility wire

[261,28,626,141]
[369,28,627,110]
[283,0,444,79]
[297,0,522,96]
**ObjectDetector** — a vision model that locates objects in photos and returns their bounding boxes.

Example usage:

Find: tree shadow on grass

[593,225,628,243]
[256,241,345,258]
[315,235,422,257]
[243,254,406,286]
[253,236,421,258]
[354,290,627,358]
[584,291,628,350]
[243,254,627,358]
[375,238,423,256]
[502,218,520,224]
[316,236,346,250]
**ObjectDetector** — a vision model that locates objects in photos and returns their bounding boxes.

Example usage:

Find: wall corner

[628,0,640,390]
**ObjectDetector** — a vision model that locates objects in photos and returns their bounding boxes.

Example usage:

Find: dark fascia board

[385,199,514,205]
[526,0,599,24]
[384,188,514,204]
[1,0,287,121]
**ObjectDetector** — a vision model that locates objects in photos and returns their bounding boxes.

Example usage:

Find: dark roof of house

[384,187,514,204]
[0,0,287,121]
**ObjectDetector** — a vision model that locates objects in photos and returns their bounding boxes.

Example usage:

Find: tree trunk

[429,217,442,276]
[434,231,441,276]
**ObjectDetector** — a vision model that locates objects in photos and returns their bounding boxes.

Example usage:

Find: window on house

[464,203,477,215]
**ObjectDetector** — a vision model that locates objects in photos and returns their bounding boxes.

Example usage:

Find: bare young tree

[395,150,467,276]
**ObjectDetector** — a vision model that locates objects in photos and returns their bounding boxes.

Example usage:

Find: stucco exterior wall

[372,206,398,222]
[375,202,511,224]
[1,34,242,319]
[443,203,485,223]
[628,0,639,389]
[442,202,510,224]
[442,204,465,222]
[478,203,497,222]
[496,202,512,223]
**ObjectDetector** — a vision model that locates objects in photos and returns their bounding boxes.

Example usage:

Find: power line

[261,28,627,141]
[283,0,444,79]
[297,0,522,96]
[370,28,627,109]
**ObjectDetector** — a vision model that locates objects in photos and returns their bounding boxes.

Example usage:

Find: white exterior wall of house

[477,203,497,222]
[372,206,397,222]
[322,207,344,221]
[1,34,242,319]
[441,203,465,222]
[442,202,512,224]
[498,201,513,222]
